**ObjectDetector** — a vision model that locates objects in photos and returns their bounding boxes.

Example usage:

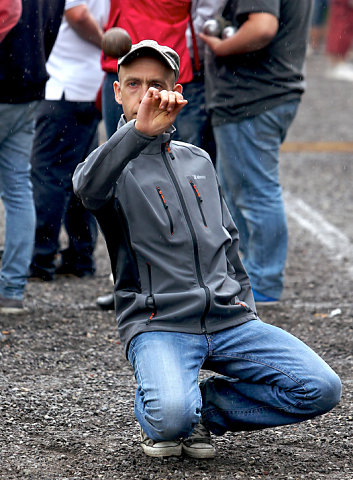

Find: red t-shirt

[101,0,193,84]
[0,0,22,42]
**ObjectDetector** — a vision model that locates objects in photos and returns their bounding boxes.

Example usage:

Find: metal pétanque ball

[102,27,132,58]
[202,19,222,37]
[222,25,237,39]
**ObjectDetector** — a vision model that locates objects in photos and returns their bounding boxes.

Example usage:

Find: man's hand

[199,32,223,55]
[135,87,188,137]
[199,13,278,57]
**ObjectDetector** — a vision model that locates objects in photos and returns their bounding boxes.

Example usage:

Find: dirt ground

[1,53,353,479]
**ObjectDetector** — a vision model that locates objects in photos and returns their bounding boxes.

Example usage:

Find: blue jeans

[128,320,341,440]
[312,0,329,26]
[214,101,300,299]
[0,102,38,299]
[173,76,216,164]
[102,72,123,139]
[30,98,99,278]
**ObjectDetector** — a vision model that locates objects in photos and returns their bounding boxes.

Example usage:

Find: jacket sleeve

[219,184,257,312]
[73,120,154,211]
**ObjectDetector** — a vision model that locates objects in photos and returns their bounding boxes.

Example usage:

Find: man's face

[114,56,180,122]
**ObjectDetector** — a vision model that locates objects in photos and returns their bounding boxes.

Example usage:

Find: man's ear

[173,83,183,94]
[113,81,122,105]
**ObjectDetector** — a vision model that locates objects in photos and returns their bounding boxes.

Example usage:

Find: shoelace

[187,422,210,442]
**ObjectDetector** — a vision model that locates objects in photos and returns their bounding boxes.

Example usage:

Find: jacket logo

[192,175,206,180]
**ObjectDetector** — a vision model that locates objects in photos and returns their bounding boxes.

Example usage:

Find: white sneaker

[326,62,353,82]
[140,428,182,457]
[182,422,216,459]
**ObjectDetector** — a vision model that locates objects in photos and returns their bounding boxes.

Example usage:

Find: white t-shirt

[45,0,109,102]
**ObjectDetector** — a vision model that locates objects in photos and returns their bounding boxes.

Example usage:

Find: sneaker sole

[141,443,182,457]
[182,444,216,459]
[255,300,278,306]
[0,307,25,315]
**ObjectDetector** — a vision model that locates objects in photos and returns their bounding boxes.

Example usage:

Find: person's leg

[214,101,299,299]
[310,0,329,51]
[102,72,123,139]
[217,155,249,260]
[30,99,99,280]
[173,78,217,164]
[326,0,353,59]
[59,124,99,276]
[201,320,341,435]
[325,0,353,80]
[59,193,98,276]
[128,331,207,442]
[0,102,38,300]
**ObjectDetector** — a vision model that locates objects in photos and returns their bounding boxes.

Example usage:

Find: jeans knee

[144,398,200,441]
[306,370,342,415]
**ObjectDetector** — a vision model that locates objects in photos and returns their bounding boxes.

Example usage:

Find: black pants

[30,98,99,277]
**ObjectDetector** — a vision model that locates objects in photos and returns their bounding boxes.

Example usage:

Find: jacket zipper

[156,186,174,235]
[189,180,208,227]
[162,143,210,332]
[146,262,156,324]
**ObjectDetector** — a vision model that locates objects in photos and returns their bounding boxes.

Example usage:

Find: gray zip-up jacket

[73,117,257,356]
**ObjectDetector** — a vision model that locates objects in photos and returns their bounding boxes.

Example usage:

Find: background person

[309,0,330,53]
[100,0,193,139]
[0,0,22,42]
[325,0,353,81]
[173,0,224,163]
[200,0,313,304]
[29,0,109,282]
[0,0,65,313]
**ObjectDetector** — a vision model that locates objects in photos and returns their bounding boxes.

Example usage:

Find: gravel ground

[1,52,353,479]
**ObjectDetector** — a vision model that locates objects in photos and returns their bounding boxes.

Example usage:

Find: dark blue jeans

[173,76,216,164]
[102,72,123,139]
[30,98,99,278]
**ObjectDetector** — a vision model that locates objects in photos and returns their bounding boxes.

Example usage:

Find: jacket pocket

[145,262,157,324]
[189,180,208,227]
[156,186,174,235]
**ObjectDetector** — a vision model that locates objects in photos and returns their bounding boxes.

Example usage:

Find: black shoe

[55,263,95,278]
[28,266,54,282]
[96,293,115,311]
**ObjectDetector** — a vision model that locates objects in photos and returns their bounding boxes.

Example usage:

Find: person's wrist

[134,119,156,138]
[135,119,149,135]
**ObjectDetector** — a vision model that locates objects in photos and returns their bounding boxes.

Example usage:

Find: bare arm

[199,12,278,56]
[65,4,103,48]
